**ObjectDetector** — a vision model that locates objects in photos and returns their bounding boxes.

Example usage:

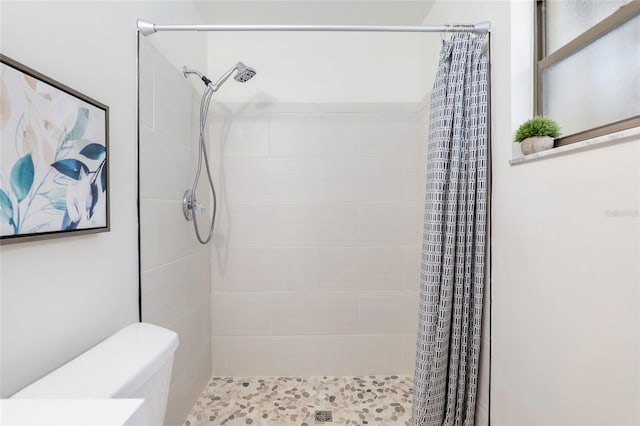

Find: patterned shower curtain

[412,32,489,426]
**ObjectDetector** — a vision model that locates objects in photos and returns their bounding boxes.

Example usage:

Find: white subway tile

[359,291,419,334]
[209,116,269,158]
[226,336,317,376]
[402,157,422,203]
[270,114,360,157]
[220,204,277,247]
[402,246,421,290]
[138,49,154,130]
[141,252,208,325]
[212,247,315,291]
[139,127,191,200]
[358,158,405,203]
[220,204,359,248]
[403,334,417,375]
[477,339,491,413]
[210,292,272,336]
[359,203,419,245]
[268,158,316,203]
[358,157,420,203]
[165,302,211,426]
[217,158,315,203]
[169,302,211,374]
[313,158,360,202]
[140,199,196,270]
[211,336,229,376]
[357,248,405,290]
[316,335,404,376]
[315,247,403,291]
[272,292,359,335]
[154,61,192,140]
[315,247,362,291]
[218,158,273,203]
[359,115,421,157]
[475,406,489,426]
[141,266,182,325]
[271,204,359,247]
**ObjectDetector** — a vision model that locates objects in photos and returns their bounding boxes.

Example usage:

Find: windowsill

[509,127,640,165]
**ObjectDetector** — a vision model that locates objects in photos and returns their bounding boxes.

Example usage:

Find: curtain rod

[137,19,491,36]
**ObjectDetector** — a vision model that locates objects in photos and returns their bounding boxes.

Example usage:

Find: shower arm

[183,67,213,88]
[183,65,239,92]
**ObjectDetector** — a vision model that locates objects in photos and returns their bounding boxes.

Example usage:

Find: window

[534,0,640,146]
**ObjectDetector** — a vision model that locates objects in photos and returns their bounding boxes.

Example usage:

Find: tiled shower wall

[209,110,425,376]
[138,38,211,425]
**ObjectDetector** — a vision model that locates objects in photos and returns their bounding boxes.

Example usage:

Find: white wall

[492,1,640,424]
[206,31,424,105]
[138,35,211,426]
[0,1,205,402]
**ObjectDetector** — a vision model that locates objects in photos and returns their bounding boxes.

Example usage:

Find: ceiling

[192,1,435,25]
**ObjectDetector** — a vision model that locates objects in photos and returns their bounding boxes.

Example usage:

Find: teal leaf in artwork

[50,200,67,211]
[0,188,14,223]
[100,164,107,192]
[51,159,89,180]
[64,107,90,142]
[29,222,50,233]
[89,182,99,217]
[79,143,106,160]
[61,211,79,231]
[10,154,35,202]
[42,188,67,211]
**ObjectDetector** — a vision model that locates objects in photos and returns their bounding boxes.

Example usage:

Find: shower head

[212,62,257,90]
[234,62,256,83]
[183,62,256,92]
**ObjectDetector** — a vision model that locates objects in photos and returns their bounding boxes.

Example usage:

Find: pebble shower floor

[183,375,413,425]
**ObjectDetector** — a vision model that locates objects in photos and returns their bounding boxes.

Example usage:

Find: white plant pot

[520,136,554,155]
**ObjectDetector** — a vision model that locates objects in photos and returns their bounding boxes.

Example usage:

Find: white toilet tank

[11,323,179,426]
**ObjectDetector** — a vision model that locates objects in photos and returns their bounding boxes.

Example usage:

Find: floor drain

[315,410,333,423]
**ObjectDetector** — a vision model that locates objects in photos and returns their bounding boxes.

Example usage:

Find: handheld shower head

[212,61,257,90]
[234,62,256,83]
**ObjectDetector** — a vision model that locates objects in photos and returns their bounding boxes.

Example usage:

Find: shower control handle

[183,189,209,222]
[183,190,194,221]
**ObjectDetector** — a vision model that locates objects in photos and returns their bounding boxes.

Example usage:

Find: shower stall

[138,15,490,426]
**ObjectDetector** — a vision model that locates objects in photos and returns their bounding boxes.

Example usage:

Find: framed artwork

[0,54,109,244]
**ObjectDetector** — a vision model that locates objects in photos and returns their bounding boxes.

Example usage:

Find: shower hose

[189,83,216,245]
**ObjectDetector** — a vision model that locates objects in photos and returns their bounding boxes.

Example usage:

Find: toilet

[11,323,179,426]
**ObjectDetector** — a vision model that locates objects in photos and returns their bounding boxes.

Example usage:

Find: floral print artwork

[0,58,107,240]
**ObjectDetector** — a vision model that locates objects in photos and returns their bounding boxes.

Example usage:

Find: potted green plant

[514,116,561,155]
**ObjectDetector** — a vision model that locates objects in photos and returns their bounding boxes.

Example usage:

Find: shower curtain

[412,32,489,426]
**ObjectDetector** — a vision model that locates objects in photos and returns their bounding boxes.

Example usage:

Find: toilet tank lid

[12,323,179,399]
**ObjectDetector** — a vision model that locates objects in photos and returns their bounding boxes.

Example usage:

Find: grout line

[208,245,422,250]
[212,334,371,340]
[141,252,202,274]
